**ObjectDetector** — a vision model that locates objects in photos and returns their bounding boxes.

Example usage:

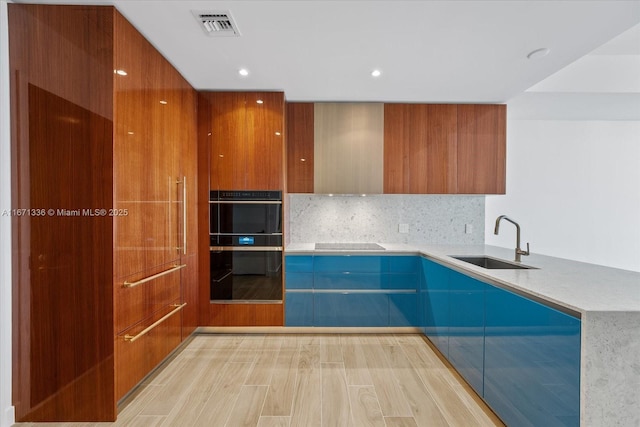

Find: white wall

[0,1,15,425]
[486,119,640,272]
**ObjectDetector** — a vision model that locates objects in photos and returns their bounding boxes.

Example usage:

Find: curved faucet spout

[494,215,530,262]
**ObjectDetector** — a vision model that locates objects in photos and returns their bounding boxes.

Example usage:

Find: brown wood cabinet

[457,104,506,194]
[286,103,315,193]
[384,103,506,195]
[198,91,285,327]
[287,103,505,195]
[384,104,458,194]
[9,5,198,421]
[202,91,285,191]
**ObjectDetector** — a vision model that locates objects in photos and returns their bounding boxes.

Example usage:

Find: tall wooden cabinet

[198,91,286,327]
[9,5,198,421]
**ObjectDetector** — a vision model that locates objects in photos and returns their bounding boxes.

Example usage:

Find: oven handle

[209,200,282,205]
[210,246,283,252]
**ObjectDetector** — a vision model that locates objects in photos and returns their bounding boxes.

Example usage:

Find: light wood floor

[17,334,505,427]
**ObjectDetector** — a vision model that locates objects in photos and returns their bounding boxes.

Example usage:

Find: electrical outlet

[399,223,409,233]
[465,224,473,234]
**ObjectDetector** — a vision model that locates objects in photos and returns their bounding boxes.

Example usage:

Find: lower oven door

[210,247,283,302]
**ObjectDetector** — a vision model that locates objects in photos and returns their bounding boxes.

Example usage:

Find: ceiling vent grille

[193,11,241,37]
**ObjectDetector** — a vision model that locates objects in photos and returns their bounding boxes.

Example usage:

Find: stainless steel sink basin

[450,255,537,270]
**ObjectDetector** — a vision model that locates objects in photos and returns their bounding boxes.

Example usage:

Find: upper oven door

[210,201,282,235]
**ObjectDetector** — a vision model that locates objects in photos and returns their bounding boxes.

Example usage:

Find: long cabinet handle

[123,264,186,288]
[176,177,187,255]
[182,176,187,255]
[123,303,187,343]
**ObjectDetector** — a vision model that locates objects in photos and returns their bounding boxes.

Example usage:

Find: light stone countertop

[285,242,640,315]
[285,242,640,426]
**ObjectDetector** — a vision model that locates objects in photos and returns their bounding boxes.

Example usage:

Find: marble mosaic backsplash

[287,194,484,245]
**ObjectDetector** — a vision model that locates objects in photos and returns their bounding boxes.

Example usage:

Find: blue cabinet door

[314,293,388,326]
[421,258,451,357]
[484,286,580,427]
[285,292,313,326]
[448,270,486,396]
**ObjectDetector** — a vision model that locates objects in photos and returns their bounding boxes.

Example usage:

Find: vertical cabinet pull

[176,177,187,255]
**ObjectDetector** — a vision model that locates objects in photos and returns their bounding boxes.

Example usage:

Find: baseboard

[2,405,15,427]
[196,326,422,334]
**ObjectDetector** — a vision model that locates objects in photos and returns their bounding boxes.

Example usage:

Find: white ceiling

[12,0,640,103]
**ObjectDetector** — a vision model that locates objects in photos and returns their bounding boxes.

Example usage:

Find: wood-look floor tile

[359,337,412,417]
[140,350,213,415]
[160,348,231,426]
[401,343,497,427]
[348,385,385,427]
[225,385,268,427]
[379,344,449,426]
[17,334,503,427]
[320,335,343,363]
[246,349,279,385]
[289,364,321,427]
[341,337,373,386]
[191,362,253,426]
[262,349,299,416]
[384,417,419,427]
[257,416,291,427]
[321,362,350,426]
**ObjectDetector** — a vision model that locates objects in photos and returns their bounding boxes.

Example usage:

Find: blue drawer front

[386,272,419,289]
[314,293,388,326]
[314,272,385,289]
[285,272,313,289]
[313,255,386,273]
[484,286,580,427]
[389,293,418,326]
[285,292,314,326]
[285,255,314,272]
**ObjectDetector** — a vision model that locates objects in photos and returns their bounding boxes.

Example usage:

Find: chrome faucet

[494,215,530,263]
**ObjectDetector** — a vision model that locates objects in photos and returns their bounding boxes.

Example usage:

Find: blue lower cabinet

[389,293,418,326]
[421,259,451,357]
[284,254,420,327]
[315,292,388,326]
[484,286,581,427]
[285,292,313,326]
[448,271,486,396]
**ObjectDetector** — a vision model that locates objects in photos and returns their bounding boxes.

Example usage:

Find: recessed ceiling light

[300,158,306,162]
[527,48,551,60]
[238,68,249,76]
[256,99,264,104]
[371,69,382,77]
[127,131,134,135]
[275,131,281,136]
[159,100,168,105]
[114,69,127,76]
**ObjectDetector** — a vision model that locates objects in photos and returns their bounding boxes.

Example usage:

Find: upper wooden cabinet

[384,104,458,194]
[286,103,315,193]
[384,103,506,195]
[287,103,505,195]
[202,91,285,191]
[457,104,506,194]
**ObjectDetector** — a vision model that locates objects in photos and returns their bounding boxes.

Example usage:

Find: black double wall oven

[209,191,283,302]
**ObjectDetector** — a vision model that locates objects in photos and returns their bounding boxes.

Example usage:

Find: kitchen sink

[450,255,537,270]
